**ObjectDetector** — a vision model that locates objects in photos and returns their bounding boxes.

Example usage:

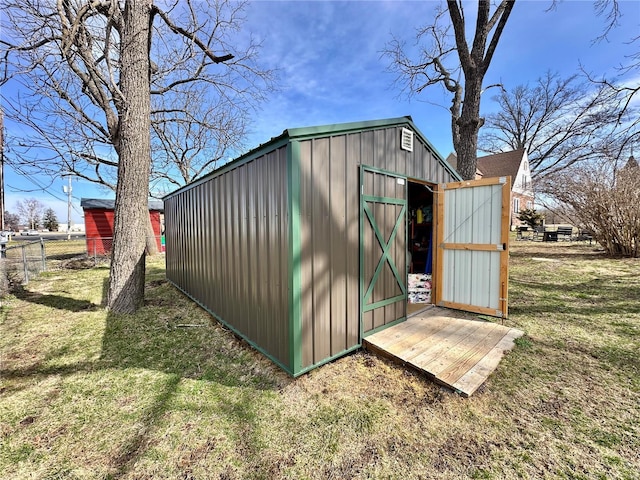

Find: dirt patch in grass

[1,247,639,479]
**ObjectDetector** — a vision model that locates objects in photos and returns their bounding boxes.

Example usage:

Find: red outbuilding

[80,199,164,255]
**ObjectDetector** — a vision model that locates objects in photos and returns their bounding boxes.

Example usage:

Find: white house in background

[446,149,535,227]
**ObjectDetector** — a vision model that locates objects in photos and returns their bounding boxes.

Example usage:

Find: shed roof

[81,198,164,212]
[476,149,525,180]
[164,116,460,199]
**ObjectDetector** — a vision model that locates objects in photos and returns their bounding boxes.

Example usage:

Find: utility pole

[63,176,72,240]
[0,109,5,232]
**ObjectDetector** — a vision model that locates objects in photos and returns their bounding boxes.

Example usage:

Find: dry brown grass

[1,241,638,479]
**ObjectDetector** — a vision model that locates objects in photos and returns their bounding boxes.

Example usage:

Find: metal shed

[81,198,163,255]
[163,117,511,376]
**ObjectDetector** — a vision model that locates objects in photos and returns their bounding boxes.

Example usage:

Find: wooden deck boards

[363,314,524,397]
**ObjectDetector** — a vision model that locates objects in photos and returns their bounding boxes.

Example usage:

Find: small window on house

[526,201,532,210]
[513,197,520,213]
[522,174,527,189]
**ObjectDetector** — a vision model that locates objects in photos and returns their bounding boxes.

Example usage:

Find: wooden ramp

[363,315,524,397]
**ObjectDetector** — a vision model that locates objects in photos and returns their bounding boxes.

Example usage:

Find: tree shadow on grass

[3,263,289,478]
[12,284,100,312]
[107,373,181,479]
[97,265,290,478]
[509,247,606,261]
[99,267,280,382]
[510,273,640,316]
[530,335,640,380]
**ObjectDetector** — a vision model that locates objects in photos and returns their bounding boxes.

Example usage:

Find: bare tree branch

[479,71,636,179]
[153,3,234,64]
[16,197,45,229]
[541,157,640,257]
[2,0,275,195]
[1,0,276,312]
[385,0,515,180]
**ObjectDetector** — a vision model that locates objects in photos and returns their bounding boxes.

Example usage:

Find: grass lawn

[1,240,638,479]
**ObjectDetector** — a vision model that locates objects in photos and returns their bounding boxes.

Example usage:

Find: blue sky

[3,0,639,225]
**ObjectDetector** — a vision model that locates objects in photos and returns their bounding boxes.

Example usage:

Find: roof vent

[401,127,414,152]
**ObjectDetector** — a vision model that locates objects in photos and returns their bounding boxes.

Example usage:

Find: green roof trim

[163,135,289,200]
[163,116,460,200]
[284,116,461,180]
[285,116,414,139]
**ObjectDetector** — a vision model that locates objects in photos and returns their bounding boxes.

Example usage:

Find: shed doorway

[407,180,435,315]
[360,169,511,339]
[359,168,438,335]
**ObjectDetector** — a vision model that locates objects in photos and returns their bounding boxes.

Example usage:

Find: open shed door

[434,177,511,318]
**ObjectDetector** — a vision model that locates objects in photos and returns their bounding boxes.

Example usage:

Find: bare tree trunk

[455,78,483,180]
[107,0,153,313]
[447,0,515,181]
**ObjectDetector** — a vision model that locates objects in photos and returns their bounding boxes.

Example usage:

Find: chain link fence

[1,240,47,288]
[0,236,164,295]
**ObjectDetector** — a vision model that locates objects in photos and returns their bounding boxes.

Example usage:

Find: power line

[7,164,84,215]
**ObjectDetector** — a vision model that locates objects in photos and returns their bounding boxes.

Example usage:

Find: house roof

[163,116,461,200]
[80,198,164,212]
[476,149,526,180]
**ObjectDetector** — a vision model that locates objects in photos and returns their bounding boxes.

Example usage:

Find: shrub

[543,158,639,257]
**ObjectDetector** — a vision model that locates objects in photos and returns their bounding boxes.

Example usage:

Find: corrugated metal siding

[83,208,162,255]
[441,183,504,310]
[84,209,114,255]
[164,146,290,369]
[297,125,455,370]
[149,211,162,237]
[355,127,451,183]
